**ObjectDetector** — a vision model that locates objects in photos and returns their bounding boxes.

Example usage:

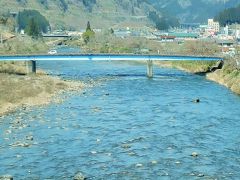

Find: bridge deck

[0,54,223,61]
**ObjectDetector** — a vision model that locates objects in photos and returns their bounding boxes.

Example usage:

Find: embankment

[154,61,215,74]
[154,60,240,95]
[206,66,240,95]
[0,62,85,116]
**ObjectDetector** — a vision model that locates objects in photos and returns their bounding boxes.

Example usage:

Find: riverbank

[0,73,85,116]
[154,61,216,74]
[154,60,240,95]
[206,66,240,95]
[0,62,85,116]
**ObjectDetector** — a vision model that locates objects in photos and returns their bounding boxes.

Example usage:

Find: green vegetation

[82,21,95,44]
[26,18,41,38]
[148,11,179,30]
[148,0,238,23]
[17,9,50,34]
[214,4,240,26]
[0,0,238,29]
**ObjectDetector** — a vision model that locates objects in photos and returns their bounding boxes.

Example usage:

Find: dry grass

[0,61,27,74]
[0,73,85,116]
[0,35,48,55]
[0,62,85,116]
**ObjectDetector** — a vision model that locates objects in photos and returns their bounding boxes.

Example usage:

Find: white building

[208,19,220,32]
[20,29,25,35]
[224,25,229,35]
[235,30,240,38]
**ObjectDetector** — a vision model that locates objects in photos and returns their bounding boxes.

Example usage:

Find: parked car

[48,50,57,55]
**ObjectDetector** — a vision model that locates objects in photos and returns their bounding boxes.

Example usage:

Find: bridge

[0,54,223,78]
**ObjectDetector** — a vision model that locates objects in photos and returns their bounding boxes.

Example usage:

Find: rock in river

[121,144,131,149]
[151,160,158,164]
[26,135,34,141]
[191,152,199,157]
[0,175,13,180]
[135,163,143,168]
[193,98,200,103]
[73,172,86,180]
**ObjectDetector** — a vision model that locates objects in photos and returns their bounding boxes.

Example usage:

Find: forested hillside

[215,4,240,26]
[1,0,151,29]
[0,0,238,30]
[146,0,239,23]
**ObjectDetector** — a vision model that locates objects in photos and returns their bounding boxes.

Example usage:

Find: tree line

[148,11,179,30]
[17,10,50,38]
[214,4,240,26]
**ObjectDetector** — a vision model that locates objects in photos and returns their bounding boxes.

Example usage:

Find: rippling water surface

[0,61,240,179]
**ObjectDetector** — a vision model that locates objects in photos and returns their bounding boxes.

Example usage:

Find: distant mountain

[215,4,240,26]
[0,0,238,30]
[147,0,239,23]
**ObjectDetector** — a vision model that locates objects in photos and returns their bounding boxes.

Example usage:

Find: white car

[48,50,57,55]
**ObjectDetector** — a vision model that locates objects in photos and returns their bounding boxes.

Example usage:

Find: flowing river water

[0,61,240,179]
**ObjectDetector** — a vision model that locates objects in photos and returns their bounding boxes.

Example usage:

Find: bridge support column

[26,60,36,74]
[147,60,153,78]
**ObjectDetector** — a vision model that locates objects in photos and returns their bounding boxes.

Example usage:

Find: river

[0,61,240,179]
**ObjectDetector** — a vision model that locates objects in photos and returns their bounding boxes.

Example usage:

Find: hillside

[0,0,152,29]
[148,0,239,23]
[215,4,240,26]
[0,0,238,30]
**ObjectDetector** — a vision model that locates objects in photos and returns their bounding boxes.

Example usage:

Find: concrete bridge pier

[26,60,36,74]
[147,60,153,78]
